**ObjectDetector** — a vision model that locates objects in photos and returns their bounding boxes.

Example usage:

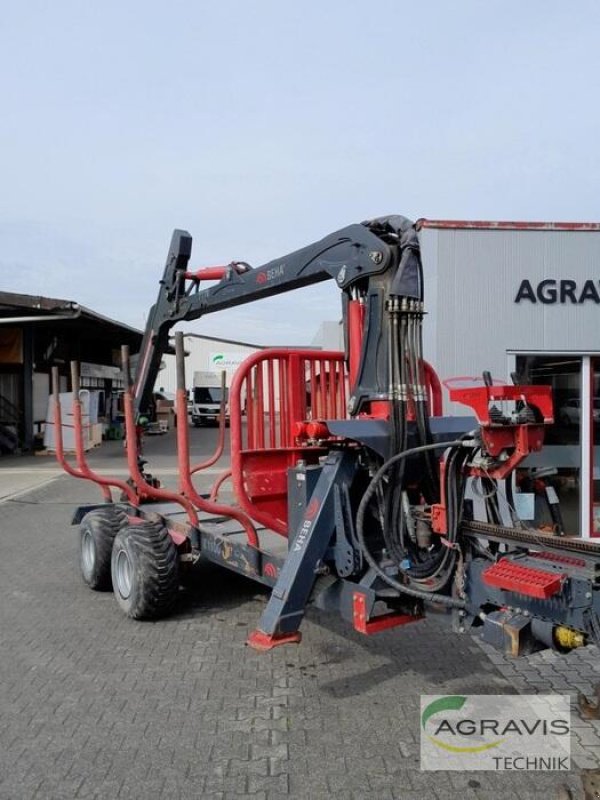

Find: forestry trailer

[56,215,600,658]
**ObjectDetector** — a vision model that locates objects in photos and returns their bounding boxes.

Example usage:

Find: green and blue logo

[421,696,505,753]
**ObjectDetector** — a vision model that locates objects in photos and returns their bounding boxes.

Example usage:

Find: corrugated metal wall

[420,227,600,414]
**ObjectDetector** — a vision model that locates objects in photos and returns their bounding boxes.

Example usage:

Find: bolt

[585,592,592,599]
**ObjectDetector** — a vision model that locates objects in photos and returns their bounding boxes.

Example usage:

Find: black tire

[111,521,179,620]
[79,507,127,591]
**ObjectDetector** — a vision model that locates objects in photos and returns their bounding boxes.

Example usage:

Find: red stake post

[173,333,259,549]
[52,364,138,505]
[121,346,199,526]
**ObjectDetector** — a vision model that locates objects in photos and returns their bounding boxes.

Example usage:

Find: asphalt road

[0,429,598,799]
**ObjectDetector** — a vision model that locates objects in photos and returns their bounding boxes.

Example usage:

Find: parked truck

[191,370,228,426]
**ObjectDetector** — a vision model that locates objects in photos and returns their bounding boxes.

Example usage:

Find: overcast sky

[1,1,599,345]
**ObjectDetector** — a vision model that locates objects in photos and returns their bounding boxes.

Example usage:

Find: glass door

[515,355,582,535]
[592,359,600,536]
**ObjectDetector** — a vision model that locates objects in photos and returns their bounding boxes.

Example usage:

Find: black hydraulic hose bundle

[355,441,467,609]
[383,300,439,563]
[399,442,467,583]
[383,297,408,566]
[369,216,450,582]
[410,302,439,503]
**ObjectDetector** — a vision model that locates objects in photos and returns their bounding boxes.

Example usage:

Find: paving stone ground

[1,437,599,799]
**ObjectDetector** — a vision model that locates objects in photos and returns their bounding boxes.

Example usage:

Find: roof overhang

[417,219,600,232]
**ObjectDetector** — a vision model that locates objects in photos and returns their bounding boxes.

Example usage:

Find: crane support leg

[247,451,357,650]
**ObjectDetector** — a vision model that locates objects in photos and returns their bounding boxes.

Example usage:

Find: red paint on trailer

[174,383,259,548]
[229,349,347,537]
[123,384,199,524]
[449,383,553,426]
[352,592,423,635]
[52,369,138,505]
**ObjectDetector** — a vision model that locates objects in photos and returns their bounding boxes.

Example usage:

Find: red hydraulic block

[482,560,565,600]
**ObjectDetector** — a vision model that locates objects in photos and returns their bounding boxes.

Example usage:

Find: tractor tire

[79,507,127,591]
[111,521,179,620]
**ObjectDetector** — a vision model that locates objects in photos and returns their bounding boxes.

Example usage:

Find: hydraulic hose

[384,298,407,565]
[355,440,467,609]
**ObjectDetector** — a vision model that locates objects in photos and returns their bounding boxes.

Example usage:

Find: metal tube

[279,359,288,446]
[122,374,197,521]
[191,369,227,475]
[0,313,81,325]
[121,345,132,387]
[247,367,254,449]
[52,362,136,503]
[175,332,186,391]
[267,359,276,448]
[347,299,364,391]
[51,367,89,483]
[70,361,86,473]
[51,366,59,405]
[209,468,232,501]
[70,360,80,395]
[256,362,265,449]
[173,336,257,545]
[309,360,317,418]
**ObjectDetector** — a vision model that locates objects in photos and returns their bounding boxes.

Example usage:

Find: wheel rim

[115,548,132,599]
[81,530,96,576]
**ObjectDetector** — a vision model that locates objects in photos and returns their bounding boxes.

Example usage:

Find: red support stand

[246,630,302,651]
[352,592,423,635]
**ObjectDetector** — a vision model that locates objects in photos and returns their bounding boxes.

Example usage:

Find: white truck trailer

[191,370,228,426]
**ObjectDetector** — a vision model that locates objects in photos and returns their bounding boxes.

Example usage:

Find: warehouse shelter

[0,292,142,453]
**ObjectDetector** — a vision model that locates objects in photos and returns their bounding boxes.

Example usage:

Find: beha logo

[515,279,600,304]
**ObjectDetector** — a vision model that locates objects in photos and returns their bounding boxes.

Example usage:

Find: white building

[156,334,265,394]
[310,320,343,351]
[418,219,600,539]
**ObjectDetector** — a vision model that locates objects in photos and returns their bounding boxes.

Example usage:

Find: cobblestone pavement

[0,465,599,799]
